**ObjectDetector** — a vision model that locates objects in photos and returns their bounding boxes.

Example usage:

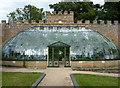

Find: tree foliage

[103,2,120,20]
[7,5,44,22]
[7,2,119,23]
[49,2,120,22]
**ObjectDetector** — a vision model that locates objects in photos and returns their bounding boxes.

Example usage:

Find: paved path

[1,66,120,87]
[37,68,73,86]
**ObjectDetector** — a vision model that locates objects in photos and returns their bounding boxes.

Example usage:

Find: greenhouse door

[47,41,70,67]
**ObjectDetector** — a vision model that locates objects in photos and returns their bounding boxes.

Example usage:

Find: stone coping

[1,59,120,61]
[31,73,46,88]
[70,74,79,88]
[1,59,47,61]
[70,73,119,88]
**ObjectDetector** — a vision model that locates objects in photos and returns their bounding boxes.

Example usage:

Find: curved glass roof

[2,25,119,60]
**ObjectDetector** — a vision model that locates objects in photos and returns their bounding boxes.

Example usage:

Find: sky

[0,0,104,22]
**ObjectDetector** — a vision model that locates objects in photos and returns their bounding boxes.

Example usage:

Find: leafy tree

[7,5,44,22]
[49,2,119,22]
[7,11,16,21]
[103,2,120,21]
[49,2,99,22]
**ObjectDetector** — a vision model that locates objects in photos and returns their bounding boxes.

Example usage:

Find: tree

[103,2,120,21]
[7,5,44,22]
[49,2,99,22]
[49,2,119,22]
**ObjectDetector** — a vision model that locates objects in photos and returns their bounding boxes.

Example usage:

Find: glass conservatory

[2,26,119,67]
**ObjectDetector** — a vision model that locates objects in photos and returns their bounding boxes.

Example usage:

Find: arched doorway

[47,41,70,67]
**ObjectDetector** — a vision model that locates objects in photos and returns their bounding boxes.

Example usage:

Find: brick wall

[1,22,119,49]
[46,11,74,24]
[87,24,119,48]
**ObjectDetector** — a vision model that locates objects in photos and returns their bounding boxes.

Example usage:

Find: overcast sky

[0,0,104,22]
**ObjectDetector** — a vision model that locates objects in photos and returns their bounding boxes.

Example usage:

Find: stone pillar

[31,20,36,25]
[100,20,104,24]
[77,20,82,24]
[64,11,68,14]
[16,21,21,25]
[1,20,6,28]
[58,11,62,14]
[64,47,66,60]
[39,20,43,24]
[52,11,56,14]
[1,20,6,23]
[70,11,74,15]
[46,11,50,15]
[107,20,112,25]
[85,20,90,24]
[114,20,118,24]
[93,20,97,24]
[24,20,29,24]
[52,47,54,64]
[47,20,52,24]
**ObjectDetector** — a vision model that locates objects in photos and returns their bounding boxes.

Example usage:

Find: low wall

[71,60,119,68]
[1,60,119,71]
[25,61,47,69]
[2,61,24,67]
[1,61,47,69]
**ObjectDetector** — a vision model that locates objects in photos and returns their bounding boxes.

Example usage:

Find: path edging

[31,73,46,88]
[70,74,80,88]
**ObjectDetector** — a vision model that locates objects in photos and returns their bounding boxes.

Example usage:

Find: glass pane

[2,26,119,61]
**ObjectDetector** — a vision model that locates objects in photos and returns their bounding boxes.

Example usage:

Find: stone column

[24,20,29,24]
[77,20,82,24]
[100,20,104,24]
[64,47,66,66]
[52,47,54,66]
[85,20,90,24]
[31,20,36,25]
[16,21,22,25]
[64,47,66,60]
[114,20,118,25]
[93,20,97,24]
[107,20,112,25]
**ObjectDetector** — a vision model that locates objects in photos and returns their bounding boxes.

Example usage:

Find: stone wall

[25,61,47,69]
[1,60,119,68]
[71,60,120,73]
[2,61,24,67]
[1,61,47,69]
[71,60,119,68]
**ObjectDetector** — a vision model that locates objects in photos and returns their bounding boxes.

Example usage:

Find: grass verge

[73,74,119,87]
[2,72,42,86]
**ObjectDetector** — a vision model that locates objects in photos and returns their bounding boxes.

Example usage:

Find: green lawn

[73,74,119,87]
[2,72,42,86]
